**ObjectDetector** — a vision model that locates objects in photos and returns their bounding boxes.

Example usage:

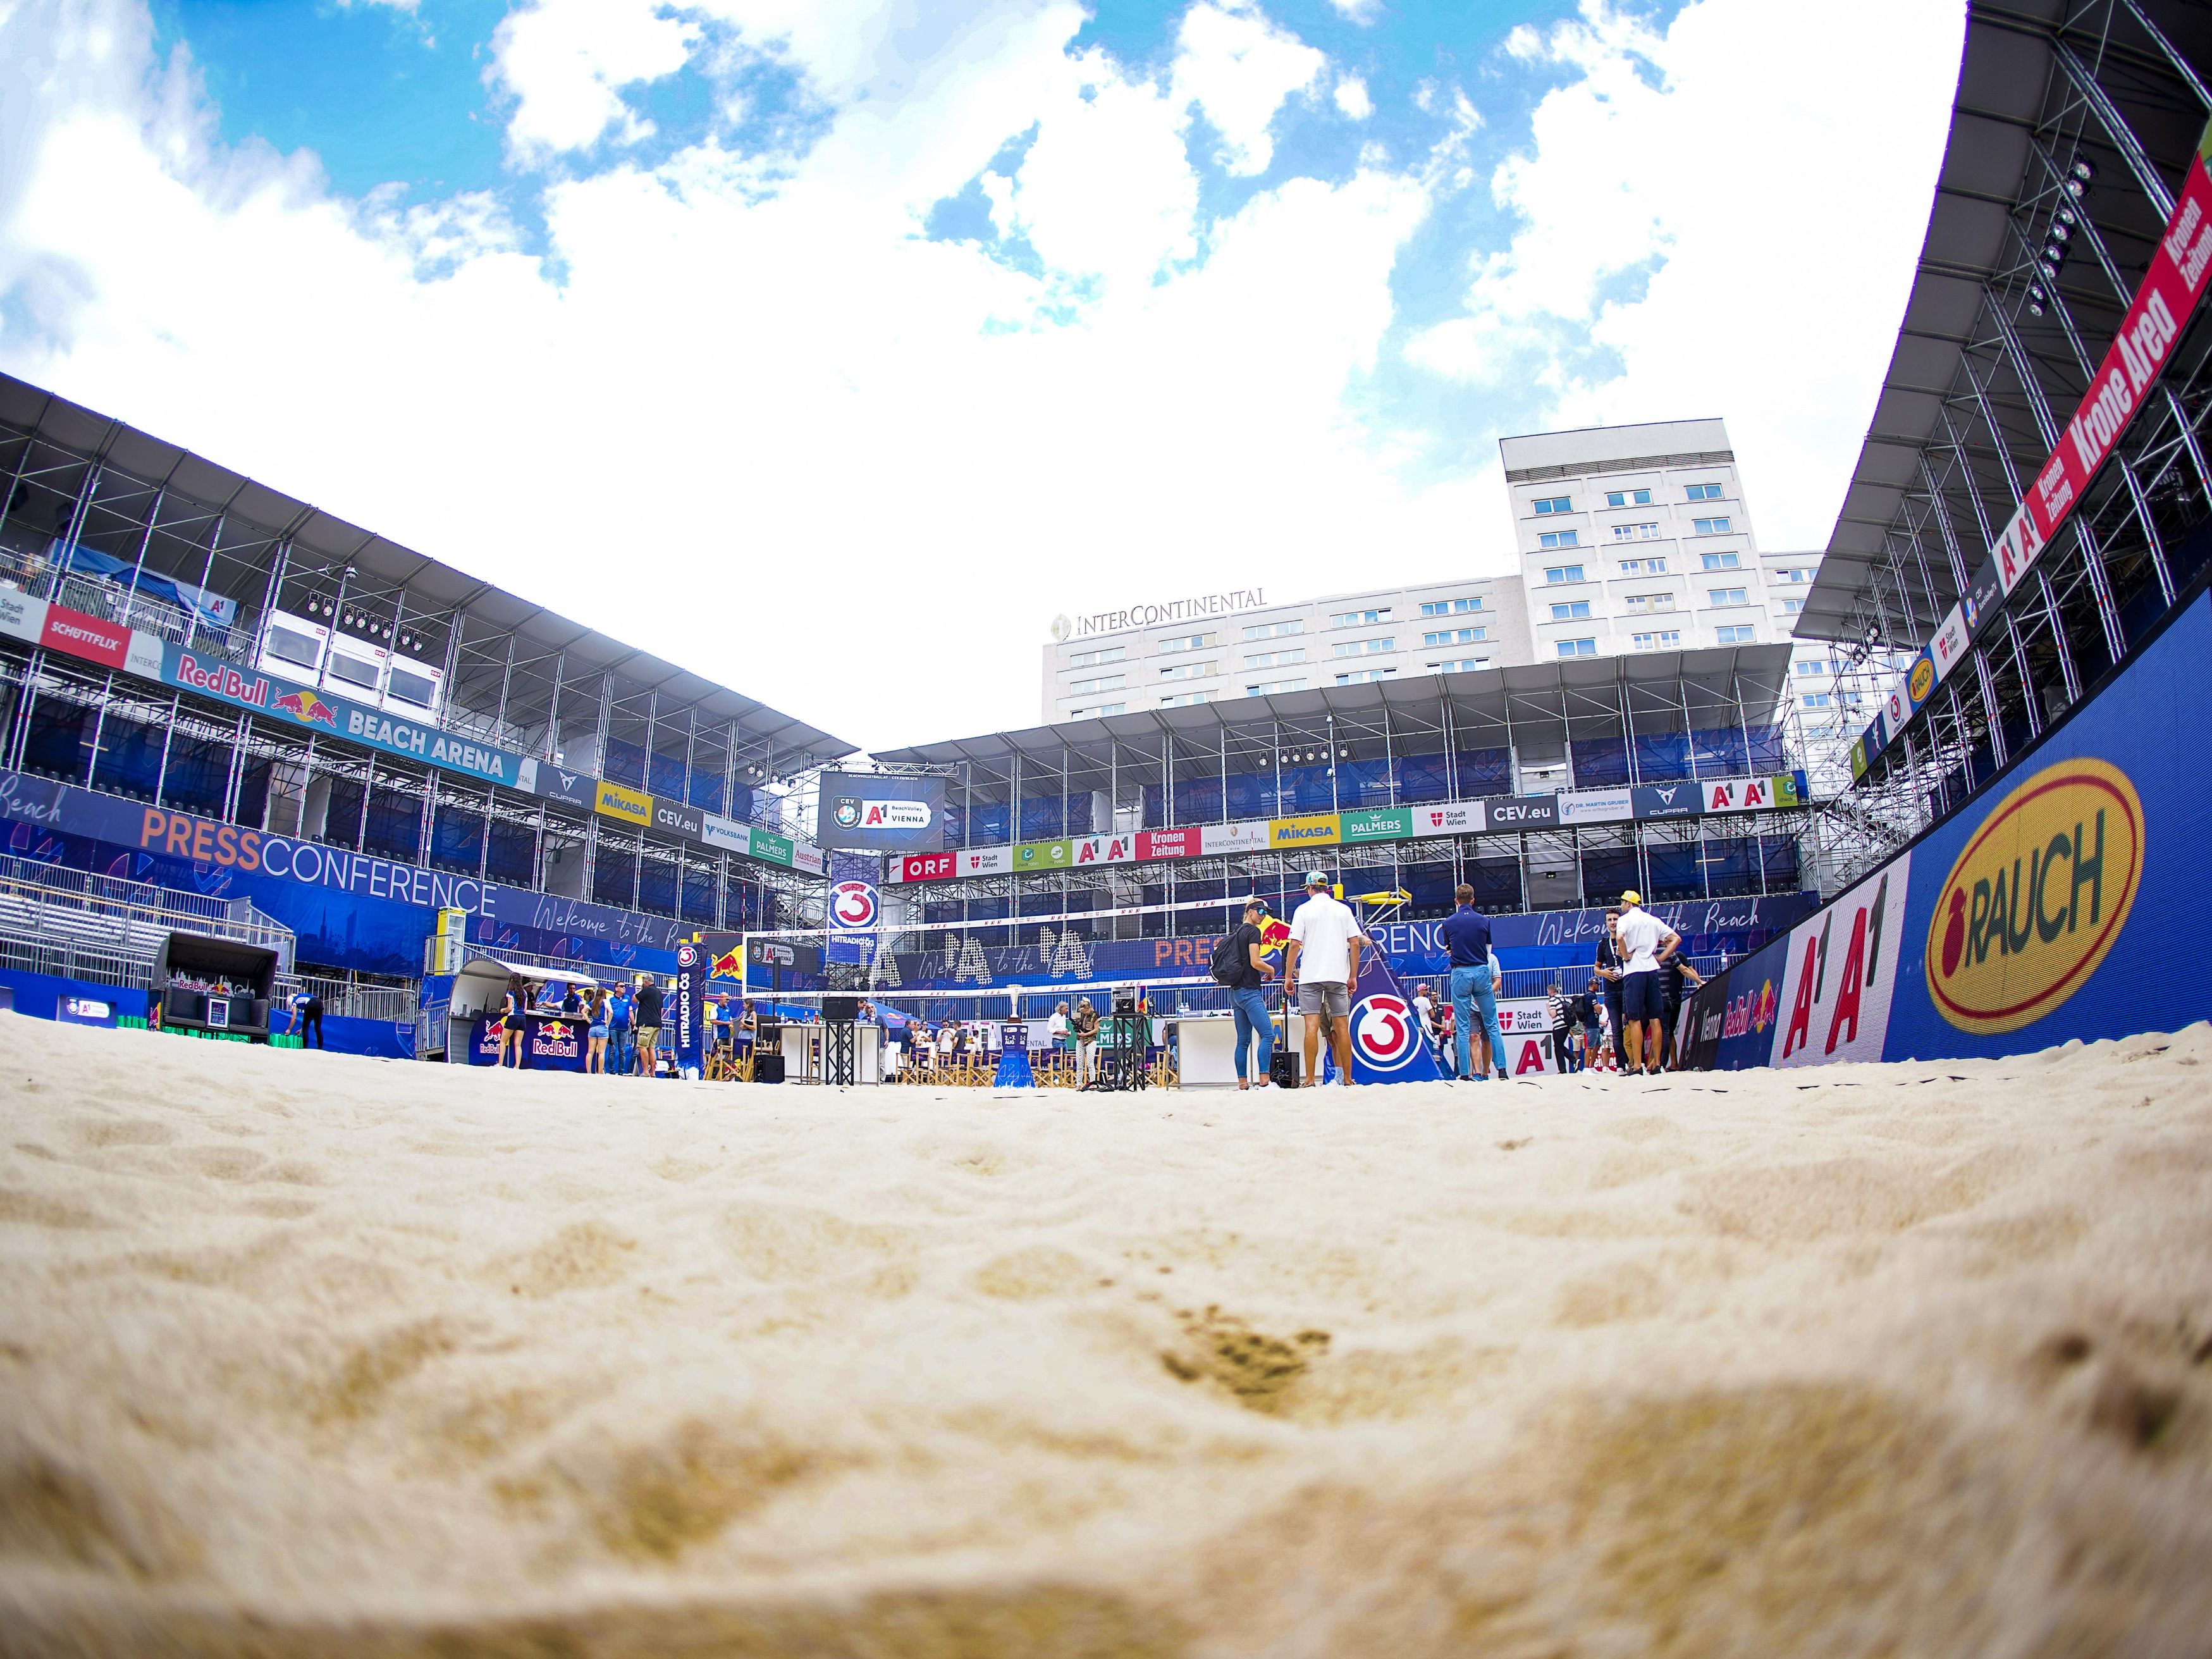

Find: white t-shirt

[1288,892,1363,985]
[1616,906,1668,973]
[1048,1012,1068,1040]
[1411,993,1435,1032]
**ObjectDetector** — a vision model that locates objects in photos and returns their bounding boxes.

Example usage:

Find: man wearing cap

[1283,872,1367,1087]
[1612,889,1680,1076]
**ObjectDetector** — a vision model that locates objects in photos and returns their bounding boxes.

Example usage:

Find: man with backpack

[1211,897,1278,1090]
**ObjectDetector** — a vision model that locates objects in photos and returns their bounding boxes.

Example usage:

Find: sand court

[3,1012,2211,1656]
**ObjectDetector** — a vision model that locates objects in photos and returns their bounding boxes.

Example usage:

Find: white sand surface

[3,1013,2211,1657]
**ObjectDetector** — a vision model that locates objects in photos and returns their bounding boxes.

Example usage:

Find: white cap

[1305,870,1329,889]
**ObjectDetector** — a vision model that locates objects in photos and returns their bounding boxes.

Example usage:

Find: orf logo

[1925,758,2143,1035]
[1349,993,1420,1072]
[828,880,878,931]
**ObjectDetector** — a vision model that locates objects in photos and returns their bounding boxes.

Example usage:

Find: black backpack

[1208,929,1247,986]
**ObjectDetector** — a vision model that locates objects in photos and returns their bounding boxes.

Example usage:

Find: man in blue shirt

[1441,884,1507,1081]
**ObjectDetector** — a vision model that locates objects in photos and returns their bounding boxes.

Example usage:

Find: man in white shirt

[1048,1002,1069,1051]
[1612,889,1680,1076]
[1410,983,1440,1064]
[1282,872,1368,1087]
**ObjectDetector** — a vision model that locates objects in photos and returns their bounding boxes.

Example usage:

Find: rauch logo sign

[1924,758,2143,1036]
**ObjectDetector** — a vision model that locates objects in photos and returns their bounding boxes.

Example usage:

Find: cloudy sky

[0,0,1965,753]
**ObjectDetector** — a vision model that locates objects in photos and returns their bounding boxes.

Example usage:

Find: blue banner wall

[1688,586,2212,1070]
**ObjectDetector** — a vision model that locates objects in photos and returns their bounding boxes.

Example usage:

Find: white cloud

[1327,0,1383,22]
[492,0,696,156]
[1332,75,1372,121]
[1171,2,1325,177]
[1407,0,1965,548]
[0,0,1475,753]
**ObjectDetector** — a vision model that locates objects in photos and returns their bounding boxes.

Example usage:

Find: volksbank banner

[888,772,1809,884]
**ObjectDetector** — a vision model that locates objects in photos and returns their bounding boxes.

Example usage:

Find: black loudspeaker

[753,1051,785,1083]
[821,995,862,1023]
[1270,1049,1301,1089]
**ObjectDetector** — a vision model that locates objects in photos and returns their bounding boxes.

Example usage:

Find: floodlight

[2071,157,2095,183]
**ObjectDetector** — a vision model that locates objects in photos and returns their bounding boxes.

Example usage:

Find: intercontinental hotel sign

[1054,587,1267,641]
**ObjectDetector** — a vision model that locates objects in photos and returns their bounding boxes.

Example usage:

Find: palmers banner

[1686,584,2212,1068]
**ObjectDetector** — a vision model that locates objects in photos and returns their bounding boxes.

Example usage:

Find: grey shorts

[1296,981,1351,1018]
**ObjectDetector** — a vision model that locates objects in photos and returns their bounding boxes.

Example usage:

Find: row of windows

[1532,481,1726,515]
[1333,636,1392,657]
[1159,660,1216,680]
[1551,623,1757,658]
[1423,626,1487,646]
[1419,596,1485,615]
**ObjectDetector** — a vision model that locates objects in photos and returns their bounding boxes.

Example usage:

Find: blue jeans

[1452,963,1506,1080]
[1230,987,1274,1081]
[609,1028,632,1076]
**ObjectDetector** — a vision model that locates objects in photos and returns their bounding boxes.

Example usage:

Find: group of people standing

[1541,892,1704,1074]
[495,972,666,1075]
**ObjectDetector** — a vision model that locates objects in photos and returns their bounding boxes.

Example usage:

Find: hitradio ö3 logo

[828,880,879,930]
[1926,758,2143,1035]
[1350,993,1420,1071]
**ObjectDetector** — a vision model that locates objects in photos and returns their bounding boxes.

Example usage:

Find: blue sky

[0,0,1964,748]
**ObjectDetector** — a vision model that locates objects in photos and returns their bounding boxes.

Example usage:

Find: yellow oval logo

[1924,758,2143,1035]
[1908,656,1936,703]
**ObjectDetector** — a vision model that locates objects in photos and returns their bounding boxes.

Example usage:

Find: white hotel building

[1041,417,1851,777]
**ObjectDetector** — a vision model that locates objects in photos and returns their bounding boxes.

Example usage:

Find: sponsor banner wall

[593,779,653,827]
[1495,998,1564,1076]
[1270,813,1341,851]
[1690,586,2212,1069]
[1558,787,1634,825]
[1339,806,1415,844]
[1485,795,1559,831]
[1136,827,1202,860]
[1200,819,1270,854]
[1632,782,1700,820]
[956,847,1010,878]
[1409,800,1484,836]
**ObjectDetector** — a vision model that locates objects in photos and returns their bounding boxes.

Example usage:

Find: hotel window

[1604,488,1654,507]
[1777,596,1806,615]
[1542,564,1586,585]
[1692,516,1733,536]
[1625,592,1674,614]
[1533,496,1573,514]
[1157,632,1216,653]
[1773,567,1810,583]
[1069,674,1125,694]
[1550,601,1593,621]
[1245,678,1305,696]
[1611,521,1661,541]
[1242,619,1304,640]
[1802,693,1833,708]
[1555,638,1598,658]
[1418,596,1485,616]
[1244,648,1305,669]
[1539,529,1580,550]
[1716,624,1757,644]
[1709,587,1749,607]
[1334,667,1398,684]
[1631,631,1682,651]
[1796,658,1834,675]
[1159,691,1216,707]
[1068,703,1126,719]
[1069,645,1125,668]
[1426,657,1490,674]
[1618,557,1668,575]
[1332,636,1394,657]
[1329,607,1390,627]
[1421,626,1486,646]
[1685,483,1724,501]
[1700,550,1741,570]
[1159,660,1217,680]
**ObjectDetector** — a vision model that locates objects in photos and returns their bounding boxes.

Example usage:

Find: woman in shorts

[500,973,529,1069]
[585,987,610,1074]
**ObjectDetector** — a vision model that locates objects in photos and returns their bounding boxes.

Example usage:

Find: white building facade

[1038,416,1852,789]
[1040,576,1535,724]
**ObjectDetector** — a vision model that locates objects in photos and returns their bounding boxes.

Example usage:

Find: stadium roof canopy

[0,373,855,775]
[872,644,1795,792]
[1801,0,2212,646]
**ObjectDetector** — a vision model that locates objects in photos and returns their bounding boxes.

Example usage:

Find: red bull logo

[272,688,338,727]
[709,947,744,980]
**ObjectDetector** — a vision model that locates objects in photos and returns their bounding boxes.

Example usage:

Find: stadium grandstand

[0,371,852,1043]
[1803,0,2212,885]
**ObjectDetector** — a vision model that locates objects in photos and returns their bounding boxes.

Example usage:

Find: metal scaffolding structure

[1803,0,2212,887]
[0,375,855,959]
[869,646,1816,955]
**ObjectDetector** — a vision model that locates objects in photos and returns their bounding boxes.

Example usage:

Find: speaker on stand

[821,994,861,1087]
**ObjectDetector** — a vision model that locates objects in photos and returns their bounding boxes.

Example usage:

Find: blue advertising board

[1687,586,2212,1070]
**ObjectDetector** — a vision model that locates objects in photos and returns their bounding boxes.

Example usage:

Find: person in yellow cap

[1612,889,1680,1076]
